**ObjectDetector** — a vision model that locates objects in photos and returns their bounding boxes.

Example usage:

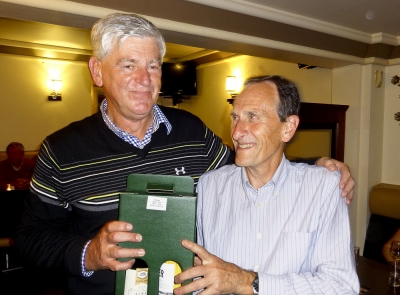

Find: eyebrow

[231,110,258,116]
[116,58,162,65]
[117,58,136,64]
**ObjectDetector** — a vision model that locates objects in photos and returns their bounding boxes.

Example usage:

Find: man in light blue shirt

[174,75,359,294]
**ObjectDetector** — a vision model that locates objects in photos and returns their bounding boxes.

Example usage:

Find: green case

[115,174,197,295]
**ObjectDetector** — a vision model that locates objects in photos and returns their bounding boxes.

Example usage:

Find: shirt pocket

[267,231,315,275]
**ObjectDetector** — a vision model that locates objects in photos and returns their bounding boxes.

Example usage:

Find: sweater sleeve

[203,126,234,171]
[15,142,88,276]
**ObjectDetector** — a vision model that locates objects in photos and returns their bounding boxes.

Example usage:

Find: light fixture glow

[226,76,237,93]
[48,79,62,101]
[226,75,242,104]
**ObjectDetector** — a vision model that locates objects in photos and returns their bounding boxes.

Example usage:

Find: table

[357,255,400,294]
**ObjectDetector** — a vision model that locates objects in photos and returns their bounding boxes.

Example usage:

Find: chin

[130,101,154,113]
[234,156,248,167]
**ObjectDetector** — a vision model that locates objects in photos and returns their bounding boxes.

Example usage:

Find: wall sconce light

[391,75,400,86]
[226,76,238,104]
[395,112,400,125]
[48,79,62,101]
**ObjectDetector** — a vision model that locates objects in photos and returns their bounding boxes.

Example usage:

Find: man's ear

[88,57,103,87]
[282,115,299,143]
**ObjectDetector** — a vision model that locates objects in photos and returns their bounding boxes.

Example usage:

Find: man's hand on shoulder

[315,157,355,205]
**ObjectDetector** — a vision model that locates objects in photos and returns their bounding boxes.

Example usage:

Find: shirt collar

[152,103,172,134]
[100,99,172,147]
[240,154,288,193]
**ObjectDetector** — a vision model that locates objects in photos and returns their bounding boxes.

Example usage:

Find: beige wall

[332,64,389,252]
[382,65,400,184]
[0,53,333,152]
[0,53,93,150]
[177,55,332,148]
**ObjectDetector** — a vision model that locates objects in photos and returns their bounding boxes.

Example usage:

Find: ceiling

[0,0,399,68]
[200,0,400,36]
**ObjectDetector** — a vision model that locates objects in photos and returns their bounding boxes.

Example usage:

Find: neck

[108,110,154,141]
[244,154,283,190]
[11,160,23,170]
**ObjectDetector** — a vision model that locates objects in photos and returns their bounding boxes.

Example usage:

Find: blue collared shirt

[81,99,173,277]
[196,156,359,294]
[100,99,172,149]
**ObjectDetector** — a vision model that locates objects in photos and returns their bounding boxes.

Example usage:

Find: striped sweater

[15,106,234,295]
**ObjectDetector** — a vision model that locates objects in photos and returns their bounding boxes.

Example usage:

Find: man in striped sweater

[15,14,355,295]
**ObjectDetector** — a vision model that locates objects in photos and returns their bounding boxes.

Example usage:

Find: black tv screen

[160,62,197,97]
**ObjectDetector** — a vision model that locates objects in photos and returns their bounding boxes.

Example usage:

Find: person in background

[15,14,355,295]
[382,228,400,263]
[0,142,35,190]
[174,76,359,295]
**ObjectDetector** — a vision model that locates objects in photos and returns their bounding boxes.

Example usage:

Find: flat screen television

[159,61,197,103]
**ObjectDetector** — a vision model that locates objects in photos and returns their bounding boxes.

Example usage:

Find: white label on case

[146,196,167,211]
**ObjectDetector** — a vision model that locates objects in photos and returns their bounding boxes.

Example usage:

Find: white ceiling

[241,0,400,35]
[188,0,400,42]
[249,0,400,36]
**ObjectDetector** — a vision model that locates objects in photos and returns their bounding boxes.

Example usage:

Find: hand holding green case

[115,174,197,295]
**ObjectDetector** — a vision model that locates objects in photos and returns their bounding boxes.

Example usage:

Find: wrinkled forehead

[104,36,162,62]
[233,82,279,110]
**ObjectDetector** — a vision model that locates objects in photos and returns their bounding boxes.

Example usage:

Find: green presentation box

[115,174,197,295]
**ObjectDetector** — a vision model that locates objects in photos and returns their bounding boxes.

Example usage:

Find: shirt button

[258,203,263,208]
[254,265,260,271]
[257,233,262,239]
[273,191,277,196]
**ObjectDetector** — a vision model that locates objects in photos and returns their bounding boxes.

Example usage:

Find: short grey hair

[91,13,166,61]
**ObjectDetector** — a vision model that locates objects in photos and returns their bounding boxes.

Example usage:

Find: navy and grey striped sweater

[15,106,234,295]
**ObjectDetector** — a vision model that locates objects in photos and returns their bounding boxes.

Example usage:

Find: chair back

[364,183,400,263]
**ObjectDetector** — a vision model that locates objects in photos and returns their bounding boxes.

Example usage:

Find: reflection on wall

[285,129,331,160]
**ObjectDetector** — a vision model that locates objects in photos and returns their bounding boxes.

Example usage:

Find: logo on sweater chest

[175,167,186,175]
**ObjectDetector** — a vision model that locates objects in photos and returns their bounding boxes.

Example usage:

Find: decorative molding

[389,58,400,66]
[371,33,400,47]
[0,38,91,61]
[3,0,400,47]
[0,0,114,19]
[0,38,91,55]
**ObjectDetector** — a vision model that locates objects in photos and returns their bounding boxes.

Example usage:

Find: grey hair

[91,13,166,60]
[6,142,24,152]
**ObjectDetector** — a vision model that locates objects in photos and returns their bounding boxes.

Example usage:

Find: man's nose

[231,120,246,141]
[135,67,151,86]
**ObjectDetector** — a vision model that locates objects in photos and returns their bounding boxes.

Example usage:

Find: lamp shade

[226,76,236,92]
[51,79,62,93]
